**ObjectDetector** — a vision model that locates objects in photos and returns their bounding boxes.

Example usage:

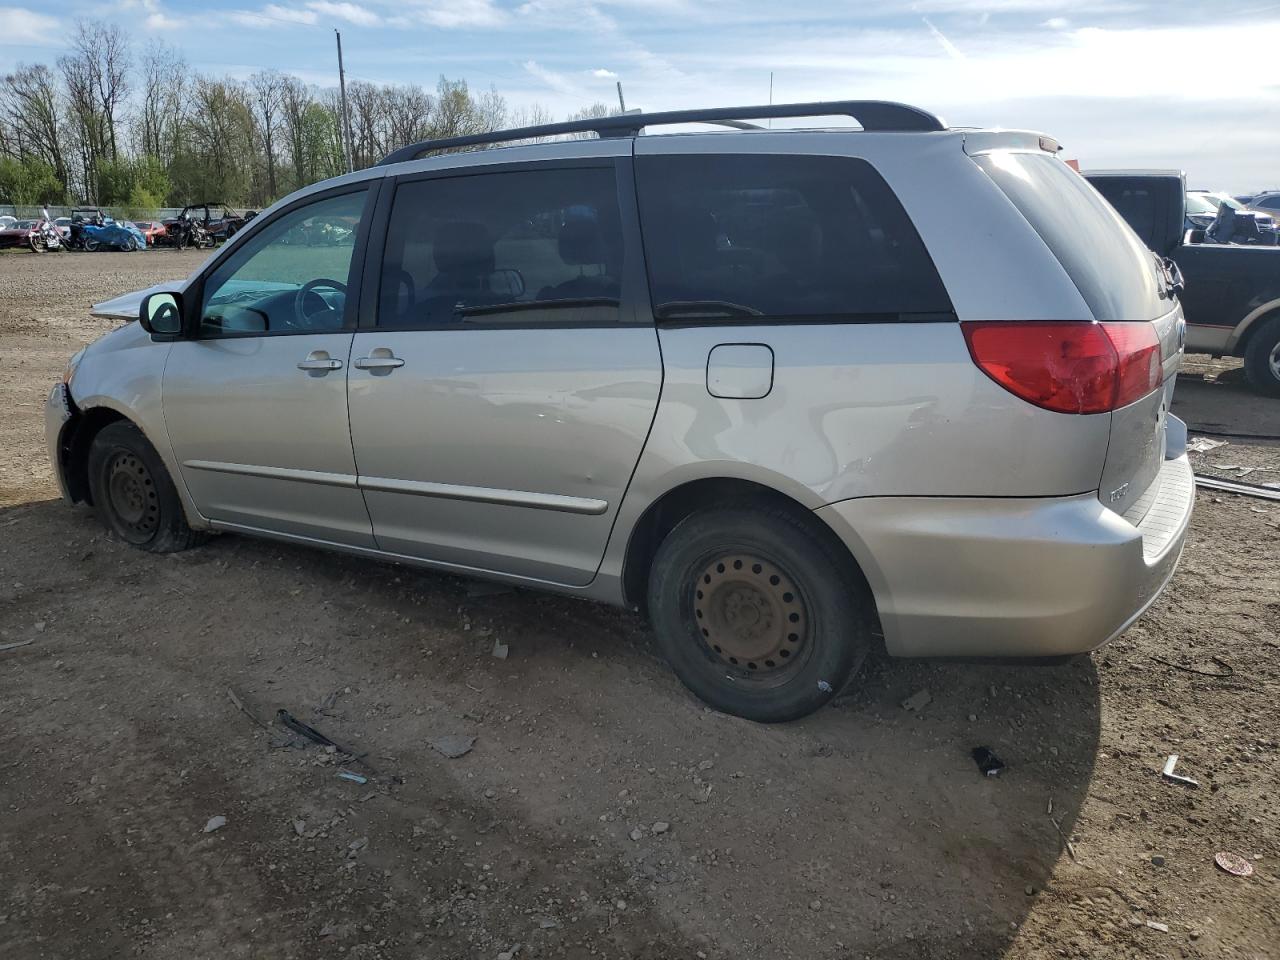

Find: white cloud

[308,1,381,26]
[922,17,966,60]
[0,7,60,44]
[230,4,319,27]
[145,12,183,29]
[591,68,618,78]
[1043,16,1070,29]
[404,0,506,28]
[523,59,579,96]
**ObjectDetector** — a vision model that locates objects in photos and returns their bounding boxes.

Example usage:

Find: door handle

[297,357,343,371]
[353,355,405,370]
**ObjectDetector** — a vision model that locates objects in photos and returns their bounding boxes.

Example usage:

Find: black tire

[1242,315,1280,397]
[87,421,206,552]
[647,505,872,722]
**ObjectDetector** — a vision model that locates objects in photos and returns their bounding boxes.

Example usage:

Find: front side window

[1258,196,1280,210]
[635,154,952,321]
[199,189,367,337]
[378,167,624,327]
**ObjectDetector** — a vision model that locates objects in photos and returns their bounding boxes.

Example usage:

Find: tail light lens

[962,321,1162,414]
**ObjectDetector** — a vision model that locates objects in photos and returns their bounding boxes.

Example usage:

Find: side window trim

[187,179,383,340]
[360,159,650,332]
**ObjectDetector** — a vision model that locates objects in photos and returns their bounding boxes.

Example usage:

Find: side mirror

[140,292,183,338]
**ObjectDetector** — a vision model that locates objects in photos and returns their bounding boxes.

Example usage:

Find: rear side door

[161,184,379,546]
[346,154,662,586]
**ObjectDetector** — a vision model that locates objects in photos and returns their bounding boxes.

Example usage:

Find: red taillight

[961,321,1162,414]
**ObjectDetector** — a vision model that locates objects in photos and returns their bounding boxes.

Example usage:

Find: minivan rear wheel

[647,505,870,722]
[87,421,206,552]
[1242,315,1280,397]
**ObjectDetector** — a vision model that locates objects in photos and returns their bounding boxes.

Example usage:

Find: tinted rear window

[974,152,1165,322]
[635,154,952,321]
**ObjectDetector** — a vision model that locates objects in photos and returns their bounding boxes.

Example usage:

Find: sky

[2,0,1278,191]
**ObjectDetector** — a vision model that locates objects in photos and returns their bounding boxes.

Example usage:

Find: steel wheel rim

[693,553,810,682]
[1269,340,1280,381]
[107,452,159,539]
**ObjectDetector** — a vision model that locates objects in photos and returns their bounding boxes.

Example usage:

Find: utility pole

[335,29,354,173]
[616,81,626,114]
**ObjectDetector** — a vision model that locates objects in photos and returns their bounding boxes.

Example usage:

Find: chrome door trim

[357,475,609,515]
[182,460,359,488]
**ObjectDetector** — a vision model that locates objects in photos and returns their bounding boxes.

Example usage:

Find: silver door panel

[163,333,374,546]
[347,327,662,585]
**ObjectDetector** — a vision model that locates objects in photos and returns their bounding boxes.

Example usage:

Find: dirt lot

[1,250,1278,960]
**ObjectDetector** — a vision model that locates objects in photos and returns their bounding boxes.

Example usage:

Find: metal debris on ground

[971,746,1005,777]
[1145,920,1170,933]
[1194,474,1280,502]
[1161,754,1199,788]
[203,815,227,833]
[338,771,368,784]
[1187,437,1228,453]
[277,709,381,776]
[1214,851,1254,877]
[226,687,272,730]
[0,639,35,652]
[491,640,509,660]
[901,689,932,711]
[429,734,477,759]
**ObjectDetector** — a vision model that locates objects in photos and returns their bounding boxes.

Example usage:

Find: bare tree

[137,42,187,165]
[279,75,313,191]
[59,20,131,199]
[250,70,286,199]
[0,64,69,183]
[384,84,434,153]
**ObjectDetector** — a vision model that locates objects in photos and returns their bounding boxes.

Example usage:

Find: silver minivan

[46,102,1194,721]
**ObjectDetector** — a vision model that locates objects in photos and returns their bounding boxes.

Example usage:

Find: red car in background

[132,221,167,246]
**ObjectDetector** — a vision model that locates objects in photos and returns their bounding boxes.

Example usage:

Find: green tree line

[1,20,611,210]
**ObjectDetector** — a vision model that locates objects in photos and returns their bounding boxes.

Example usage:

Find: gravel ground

[1,250,1278,960]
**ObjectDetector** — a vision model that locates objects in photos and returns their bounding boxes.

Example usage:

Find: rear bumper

[816,454,1195,658]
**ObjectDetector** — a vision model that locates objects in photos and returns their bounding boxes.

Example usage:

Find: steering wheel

[293,278,347,329]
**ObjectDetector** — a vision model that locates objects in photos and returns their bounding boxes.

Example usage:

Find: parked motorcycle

[29,209,64,253]
[170,214,214,251]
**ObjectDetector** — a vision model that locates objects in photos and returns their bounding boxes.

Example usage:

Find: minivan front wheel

[648,506,870,722]
[87,421,205,552]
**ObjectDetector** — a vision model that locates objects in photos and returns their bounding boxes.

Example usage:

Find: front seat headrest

[558,215,604,267]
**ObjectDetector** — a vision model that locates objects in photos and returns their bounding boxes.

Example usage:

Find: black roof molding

[378,100,945,166]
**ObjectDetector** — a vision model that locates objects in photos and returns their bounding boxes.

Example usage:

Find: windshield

[1202,192,1242,210]
[1186,193,1219,215]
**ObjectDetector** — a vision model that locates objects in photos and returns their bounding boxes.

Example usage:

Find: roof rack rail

[377,100,945,166]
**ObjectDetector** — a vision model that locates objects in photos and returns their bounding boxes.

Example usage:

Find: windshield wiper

[455,297,620,318]
[653,300,763,320]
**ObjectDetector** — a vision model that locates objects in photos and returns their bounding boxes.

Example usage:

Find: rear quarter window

[973,152,1165,322]
[635,154,953,321]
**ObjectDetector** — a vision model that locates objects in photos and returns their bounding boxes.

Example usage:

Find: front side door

[162,185,378,546]
[347,159,662,586]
